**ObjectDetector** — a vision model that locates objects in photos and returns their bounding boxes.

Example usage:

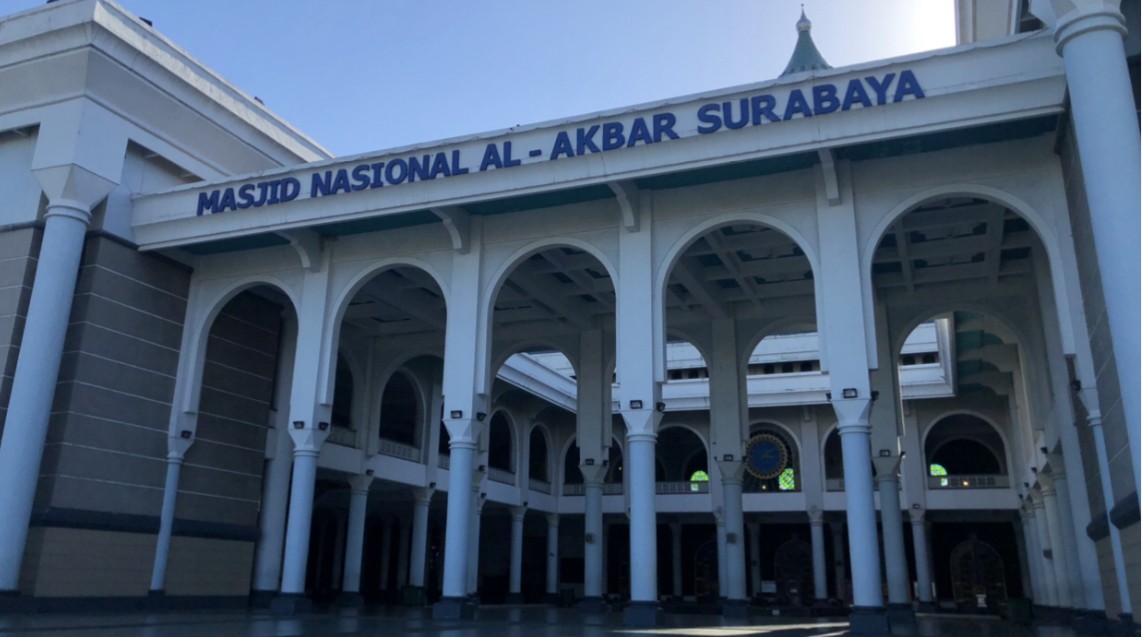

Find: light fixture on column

[842,388,858,399]
[629,400,643,410]
[477,464,486,472]
[429,481,436,488]
[723,454,734,461]
[1070,379,1082,392]
[584,458,595,466]
[318,421,330,431]
[870,391,879,401]
[450,410,463,419]
[480,492,487,499]
[878,449,891,457]
[1039,446,1049,455]
[476,412,487,422]
[655,401,666,412]
[911,503,921,509]
[292,421,305,429]
[179,430,192,439]
[365,469,375,476]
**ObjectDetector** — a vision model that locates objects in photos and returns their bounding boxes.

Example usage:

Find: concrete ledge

[917,601,940,613]
[1071,610,1110,635]
[248,590,275,609]
[432,596,476,620]
[849,606,890,634]
[270,593,312,615]
[335,592,363,608]
[505,592,525,604]
[579,596,608,614]
[623,600,659,628]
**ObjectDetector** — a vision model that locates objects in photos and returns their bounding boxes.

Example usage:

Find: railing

[529,478,552,494]
[438,454,450,470]
[378,438,419,462]
[327,427,356,447]
[488,467,516,485]
[562,483,625,496]
[656,481,709,494]
[929,474,1009,489]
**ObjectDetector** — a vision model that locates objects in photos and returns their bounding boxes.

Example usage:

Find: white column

[466,487,483,596]
[1030,495,1059,607]
[438,434,476,604]
[809,509,828,602]
[714,509,727,598]
[508,506,527,602]
[1022,506,1046,605]
[331,512,347,594]
[875,470,911,609]
[716,461,747,610]
[408,487,434,589]
[546,513,560,601]
[0,196,111,591]
[340,475,372,597]
[671,522,683,597]
[253,413,296,596]
[148,437,192,594]
[1040,0,1142,492]
[833,399,884,612]
[1039,481,1073,609]
[627,431,660,603]
[278,427,328,599]
[909,509,935,609]
[747,521,762,596]
[830,521,847,601]
[378,517,393,592]
[581,464,606,609]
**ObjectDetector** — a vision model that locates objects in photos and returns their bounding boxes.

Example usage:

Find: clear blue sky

[8,0,956,156]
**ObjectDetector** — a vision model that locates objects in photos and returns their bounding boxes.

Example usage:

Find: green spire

[780,7,832,77]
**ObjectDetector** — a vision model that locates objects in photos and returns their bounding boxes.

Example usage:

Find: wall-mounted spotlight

[450,410,463,419]
[842,388,858,399]
[429,481,436,488]
[476,412,487,422]
[477,464,487,472]
[480,492,487,499]
[870,391,880,401]
[723,454,734,462]
[878,449,892,457]
[1070,379,1082,392]
[318,421,330,431]
[292,421,305,429]
[824,392,831,400]
[365,469,375,476]
[911,503,921,509]
[629,400,643,410]
[584,458,595,466]
[655,401,666,412]
[179,430,192,439]
[1031,466,1038,473]
[1040,446,1049,455]
[523,501,528,507]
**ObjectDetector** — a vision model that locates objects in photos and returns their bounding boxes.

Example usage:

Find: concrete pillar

[747,521,762,597]
[671,522,683,597]
[408,487,435,590]
[0,185,115,591]
[1035,0,1141,493]
[466,486,483,597]
[148,439,192,595]
[331,512,347,594]
[874,464,912,621]
[1030,495,1059,607]
[580,463,607,613]
[272,426,329,613]
[338,475,373,605]
[909,509,936,611]
[1022,506,1046,605]
[714,509,727,599]
[1039,480,1073,609]
[379,517,393,592]
[716,461,748,616]
[251,316,298,604]
[830,521,847,601]
[545,513,560,604]
[808,509,828,603]
[396,515,411,588]
[507,506,527,603]
[626,431,660,616]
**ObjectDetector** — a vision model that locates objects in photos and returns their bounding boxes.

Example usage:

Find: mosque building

[0,0,1138,631]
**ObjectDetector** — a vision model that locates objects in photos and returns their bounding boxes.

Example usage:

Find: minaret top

[780,7,832,77]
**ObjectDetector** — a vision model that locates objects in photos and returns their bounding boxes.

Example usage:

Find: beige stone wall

[165,536,254,597]
[19,527,155,597]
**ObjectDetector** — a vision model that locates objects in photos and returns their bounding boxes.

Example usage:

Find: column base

[1034,605,1073,625]
[145,590,167,610]
[335,592,364,608]
[1112,614,1139,637]
[270,593,313,615]
[848,606,889,635]
[622,600,660,628]
[887,603,915,626]
[432,596,477,620]
[248,590,276,608]
[505,592,525,604]
[723,598,750,619]
[579,596,608,614]
[1070,610,1110,635]
[544,592,561,605]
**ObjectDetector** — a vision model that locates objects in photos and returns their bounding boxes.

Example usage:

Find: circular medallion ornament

[745,433,789,480]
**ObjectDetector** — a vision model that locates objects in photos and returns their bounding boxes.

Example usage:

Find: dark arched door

[950,538,1007,612]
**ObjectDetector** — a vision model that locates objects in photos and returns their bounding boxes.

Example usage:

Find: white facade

[0,0,1137,630]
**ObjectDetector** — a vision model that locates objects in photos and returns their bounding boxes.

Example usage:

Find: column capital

[287,426,329,455]
[832,398,873,433]
[510,506,528,522]
[579,462,608,485]
[1042,1,1128,53]
[166,434,194,461]
[33,165,118,213]
[807,506,824,524]
[715,459,745,484]
[871,454,902,479]
[444,418,483,447]
[713,507,725,525]
[546,512,559,528]
[347,473,374,495]
[412,486,436,506]
[908,507,926,523]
